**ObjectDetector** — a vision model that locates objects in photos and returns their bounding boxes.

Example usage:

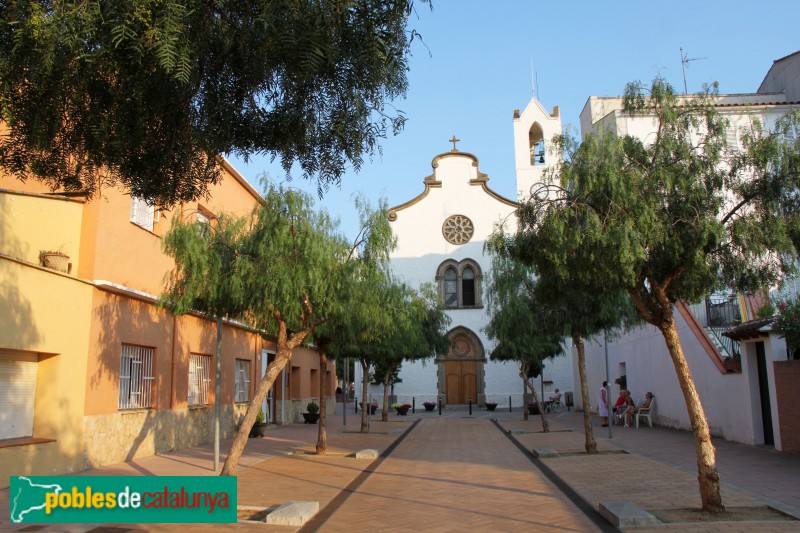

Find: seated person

[612,390,634,426]
[543,388,561,411]
[622,391,654,426]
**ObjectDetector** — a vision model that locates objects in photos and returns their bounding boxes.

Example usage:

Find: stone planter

[527,404,540,415]
[485,402,498,411]
[422,403,436,412]
[395,407,409,415]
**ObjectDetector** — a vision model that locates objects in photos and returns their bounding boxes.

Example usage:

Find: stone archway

[437,327,485,405]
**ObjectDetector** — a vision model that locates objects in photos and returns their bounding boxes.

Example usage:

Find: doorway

[755,342,774,446]
[439,326,484,404]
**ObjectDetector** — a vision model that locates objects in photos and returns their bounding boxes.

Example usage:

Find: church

[355,95,574,408]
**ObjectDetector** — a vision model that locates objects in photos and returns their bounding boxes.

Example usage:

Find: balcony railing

[686,295,741,358]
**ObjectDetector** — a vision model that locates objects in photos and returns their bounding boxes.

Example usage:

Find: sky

[229,0,800,240]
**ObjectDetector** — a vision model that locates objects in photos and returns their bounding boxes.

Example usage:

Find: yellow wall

[0,259,93,487]
[0,191,84,273]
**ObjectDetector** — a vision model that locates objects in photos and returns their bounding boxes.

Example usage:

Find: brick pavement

[2,408,800,532]
[316,417,602,533]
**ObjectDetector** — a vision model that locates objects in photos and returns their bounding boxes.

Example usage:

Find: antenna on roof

[530,57,539,99]
[680,47,707,94]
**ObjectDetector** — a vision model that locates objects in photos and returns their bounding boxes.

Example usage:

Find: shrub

[306,401,319,414]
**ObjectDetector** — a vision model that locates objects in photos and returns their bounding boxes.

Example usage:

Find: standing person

[598,381,609,427]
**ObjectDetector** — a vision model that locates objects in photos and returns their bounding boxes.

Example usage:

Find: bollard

[412,397,416,414]
[355,397,358,414]
[468,397,472,415]
[438,397,442,416]
[509,396,512,413]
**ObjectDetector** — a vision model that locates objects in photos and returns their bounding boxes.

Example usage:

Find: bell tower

[513,97,562,201]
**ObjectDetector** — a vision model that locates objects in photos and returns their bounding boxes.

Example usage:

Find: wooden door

[445,360,477,404]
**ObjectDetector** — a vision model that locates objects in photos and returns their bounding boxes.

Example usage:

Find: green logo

[9,476,237,523]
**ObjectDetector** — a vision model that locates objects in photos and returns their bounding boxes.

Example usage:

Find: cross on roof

[449,135,460,151]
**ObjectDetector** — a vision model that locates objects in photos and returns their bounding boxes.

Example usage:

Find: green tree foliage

[515,78,800,511]
[0,0,429,204]
[313,195,396,450]
[489,230,638,448]
[373,282,449,422]
[161,209,252,470]
[162,182,349,475]
[484,242,563,430]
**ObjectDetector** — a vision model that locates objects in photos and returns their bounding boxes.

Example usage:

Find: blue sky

[230,0,800,240]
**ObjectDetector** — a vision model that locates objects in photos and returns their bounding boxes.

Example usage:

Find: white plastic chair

[635,397,655,428]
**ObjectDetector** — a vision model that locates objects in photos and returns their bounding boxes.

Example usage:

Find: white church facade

[354,98,575,408]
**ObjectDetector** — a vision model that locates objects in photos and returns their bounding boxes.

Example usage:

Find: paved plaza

[2,406,799,532]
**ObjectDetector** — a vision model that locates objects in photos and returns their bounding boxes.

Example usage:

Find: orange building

[0,160,333,487]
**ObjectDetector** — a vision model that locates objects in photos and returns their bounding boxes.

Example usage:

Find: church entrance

[445,360,477,404]
[438,327,485,405]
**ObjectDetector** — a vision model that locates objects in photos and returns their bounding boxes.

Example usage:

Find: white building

[575,53,800,449]
[355,98,574,408]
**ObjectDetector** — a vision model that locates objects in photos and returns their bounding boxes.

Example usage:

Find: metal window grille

[119,345,155,409]
[130,196,157,231]
[188,354,212,406]
[235,360,251,402]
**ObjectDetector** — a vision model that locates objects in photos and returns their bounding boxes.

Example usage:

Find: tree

[312,196,395,453]
[491,222,640,453]
[373,282,449,422]
[484,245,563,431]
[515,78,800,511]
[161,210,251,470]
[162,195,340,471]
[0,0,429,205]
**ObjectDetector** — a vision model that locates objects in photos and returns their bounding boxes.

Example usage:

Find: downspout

[170,316,177,408]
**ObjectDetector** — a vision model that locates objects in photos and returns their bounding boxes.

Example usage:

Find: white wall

[577,308,760,444]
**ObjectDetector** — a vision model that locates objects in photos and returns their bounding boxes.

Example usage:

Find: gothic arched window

[436,260,483,309]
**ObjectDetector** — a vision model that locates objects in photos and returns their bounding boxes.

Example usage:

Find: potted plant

[485,401,498,411]
[723,355,741,373]
[361,401,378,414]
[392,403,412,415]
[302,401,320,424]
[39,250,71,273]
[422,401,436,412]
[249,409,269,438]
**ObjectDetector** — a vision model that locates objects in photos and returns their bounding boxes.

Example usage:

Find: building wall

[578,309,758,444]
[378,144,574,407]
[0,259,93,484]
[0,161,334,488]
[774,360,800,455]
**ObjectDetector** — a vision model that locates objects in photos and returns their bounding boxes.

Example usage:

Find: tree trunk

[658,316,724,512]
[573,332,597,453]
[522,366,549,432]
[382,367,391,422]
[520,365,528,421]
[220,323,311,476]
[360,359,370,433]
[316,339,330,455]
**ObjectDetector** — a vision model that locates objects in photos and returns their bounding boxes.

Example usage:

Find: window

[462,267,476,306]
[444,268,458,307]
[436,259,483,308]
[130,196,158,231]
[235,359,251,403]
[188,354,212,406]
[119,345,154,409]
[0,352,38,439]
